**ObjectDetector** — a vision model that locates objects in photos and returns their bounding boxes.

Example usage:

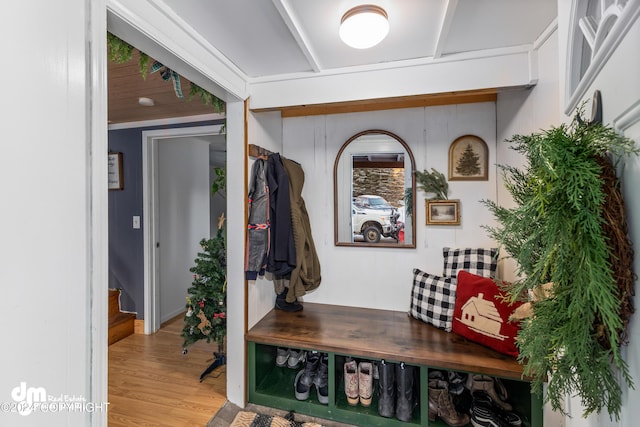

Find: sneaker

[275,347,289,367]
[472,391,522,427]
[287,349,306,369]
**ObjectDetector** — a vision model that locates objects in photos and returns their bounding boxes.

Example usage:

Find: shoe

[275,290,303,312]
[429,369,446,381]
[372,361,379,380]
[358,362,373,407]
[466,375,512,412]
[428,379,470,427]
[314,353,329,405]
[275,347,289,367]
[287,349,306,369]
[473,391,522,426]
[377,359,395,418]
[395,362,416,422]
[447,370,468,396]
[294,352,320,401]
[344,359,359,406]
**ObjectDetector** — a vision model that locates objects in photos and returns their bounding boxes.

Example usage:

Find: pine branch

[415,168,448,200]
[483,108,638,419]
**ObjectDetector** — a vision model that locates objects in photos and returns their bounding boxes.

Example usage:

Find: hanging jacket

[282,157,321,302]
[245,159,270,280]
[266,153,296,276]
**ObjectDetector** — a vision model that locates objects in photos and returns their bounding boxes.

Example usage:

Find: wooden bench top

[246,302,527,380]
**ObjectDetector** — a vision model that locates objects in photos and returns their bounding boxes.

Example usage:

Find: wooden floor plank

[108,315,226,426]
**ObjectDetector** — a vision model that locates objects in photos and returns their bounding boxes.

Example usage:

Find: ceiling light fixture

[339,4,389,49]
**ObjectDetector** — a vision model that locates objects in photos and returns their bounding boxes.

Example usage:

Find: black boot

[275,290,303,312]
[395,362,416,422]
[294,351,320,400]
[377,359,396,418]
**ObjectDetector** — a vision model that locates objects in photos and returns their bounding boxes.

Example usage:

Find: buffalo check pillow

[409,268,457,332]
[442,247,498,279]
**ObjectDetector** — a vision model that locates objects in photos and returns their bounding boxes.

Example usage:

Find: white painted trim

[106,0,247,101]
[533,17,558,50]
[564,0,640,114]
[249,49,533,109]
[272,0,321,72]
[108,113,225,130]
[432,0,459,59]
[142,125,224,334]
[614,99,640,132]
[249,43,534,84]
[89,0,109,426]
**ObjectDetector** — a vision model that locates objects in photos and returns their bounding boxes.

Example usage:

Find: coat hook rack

[248,144,275,159]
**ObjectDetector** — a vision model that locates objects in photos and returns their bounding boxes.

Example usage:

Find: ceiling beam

[252,88,498,118]
[271,0,321,72]
[433,0,459,59]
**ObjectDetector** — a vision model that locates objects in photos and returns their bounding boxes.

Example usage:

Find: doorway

[142,125,226,333]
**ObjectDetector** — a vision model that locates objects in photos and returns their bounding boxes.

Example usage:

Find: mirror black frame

[333,129,416,248]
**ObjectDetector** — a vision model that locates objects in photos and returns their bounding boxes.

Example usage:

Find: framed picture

[108,152,124,190]
[426,199,460,225]
[448,135,488,181]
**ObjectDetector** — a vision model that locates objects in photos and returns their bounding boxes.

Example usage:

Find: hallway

[108,316,227,426]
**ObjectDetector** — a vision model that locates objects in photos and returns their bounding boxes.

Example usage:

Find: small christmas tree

[455,143,481,176]
[181,214,227,360]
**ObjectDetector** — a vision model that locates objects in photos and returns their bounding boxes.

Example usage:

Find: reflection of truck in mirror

[351,195,399,243]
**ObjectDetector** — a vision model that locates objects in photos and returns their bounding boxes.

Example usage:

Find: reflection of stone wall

[353,168,405,207]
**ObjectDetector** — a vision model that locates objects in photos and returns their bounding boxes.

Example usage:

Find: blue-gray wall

[108,120,223,318]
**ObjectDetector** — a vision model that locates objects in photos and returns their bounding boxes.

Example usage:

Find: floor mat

[230,410,324,427]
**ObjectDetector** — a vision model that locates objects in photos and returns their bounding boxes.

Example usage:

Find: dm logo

[11,382,46,416]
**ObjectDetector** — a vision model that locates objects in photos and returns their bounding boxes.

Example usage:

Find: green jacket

[282,158,321,302]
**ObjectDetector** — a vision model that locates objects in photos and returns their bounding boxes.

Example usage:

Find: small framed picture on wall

[108,152,124,190]
[426,199,460,225]
[448,135,488,181]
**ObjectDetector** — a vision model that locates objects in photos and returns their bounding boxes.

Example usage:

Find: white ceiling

[158,0,557,81]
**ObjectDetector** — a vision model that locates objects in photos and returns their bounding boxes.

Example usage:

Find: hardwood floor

[108,316,227,426]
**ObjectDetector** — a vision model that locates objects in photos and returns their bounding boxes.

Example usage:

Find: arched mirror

[334,130,416,248]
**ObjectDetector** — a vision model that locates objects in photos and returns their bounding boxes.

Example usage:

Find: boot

[313,353,329,405]
[395,362,416,422]
[275,290,303,312]
[294,352,319,401]
[428,379,470,427]
[466,374,512,411]
[358,362,373,407]
[343,359,359,406]
[377,359,396,418]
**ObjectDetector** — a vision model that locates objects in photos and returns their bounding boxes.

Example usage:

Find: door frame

[142,125,225,334]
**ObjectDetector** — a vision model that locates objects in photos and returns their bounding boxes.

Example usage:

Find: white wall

[157,138,211,322]
[246,110,285,329]
[271,103,499,312]
[0,1,106,426]
[496,21,566,427]
[558,2,640,427]
[497,2,640,425]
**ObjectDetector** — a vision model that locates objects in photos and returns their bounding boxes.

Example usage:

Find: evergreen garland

[483,112,638,418]
[415,168,449,200]
[106,32,224,112]
[181,220,227,350]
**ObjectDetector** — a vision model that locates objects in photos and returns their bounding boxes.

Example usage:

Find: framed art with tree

[448,135,488,181]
